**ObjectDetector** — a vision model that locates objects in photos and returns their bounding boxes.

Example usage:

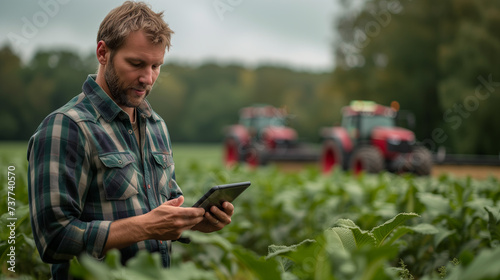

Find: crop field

[1,142,500,280]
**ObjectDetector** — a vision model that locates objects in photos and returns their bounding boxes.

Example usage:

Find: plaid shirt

[27,75,183,279]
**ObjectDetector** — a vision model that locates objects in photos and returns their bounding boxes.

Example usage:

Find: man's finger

[221,201,234,216]
[208,206,231,225]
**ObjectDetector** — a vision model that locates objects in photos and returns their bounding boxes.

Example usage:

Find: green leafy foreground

[1,158,500,279]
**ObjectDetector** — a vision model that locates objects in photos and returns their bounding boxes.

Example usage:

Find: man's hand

[104,196,205,253]
[142,196,205,240]
[192,201,234,233]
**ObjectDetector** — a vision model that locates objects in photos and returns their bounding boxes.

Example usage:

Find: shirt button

[118,160,123,164]
[128,129,133,134]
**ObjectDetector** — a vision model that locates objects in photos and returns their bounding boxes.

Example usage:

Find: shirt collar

[83,74,156,122]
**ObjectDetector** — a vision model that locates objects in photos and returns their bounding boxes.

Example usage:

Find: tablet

[192,181,251,212]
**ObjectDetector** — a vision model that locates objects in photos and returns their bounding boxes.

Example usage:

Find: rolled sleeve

[85,220,112,259]
[40,219,111,262]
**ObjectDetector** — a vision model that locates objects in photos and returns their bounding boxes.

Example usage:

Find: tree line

[0,45,331,144]
[1,0,499,155]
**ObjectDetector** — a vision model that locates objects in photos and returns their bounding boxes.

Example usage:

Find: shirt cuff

[84,220,112,260]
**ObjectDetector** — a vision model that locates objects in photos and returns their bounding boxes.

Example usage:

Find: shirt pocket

[99,152,139,200]
[151,152,175,202]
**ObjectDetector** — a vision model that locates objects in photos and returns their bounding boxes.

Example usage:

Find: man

[27,2,234,279]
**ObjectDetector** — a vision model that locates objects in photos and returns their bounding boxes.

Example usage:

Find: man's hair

[97,1,173,51]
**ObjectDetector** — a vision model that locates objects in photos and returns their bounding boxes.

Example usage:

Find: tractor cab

[321,100,432,175]
[239,105,289,140]
[342,101,415,155]
[342,100,396,140]
[224,104,309,167]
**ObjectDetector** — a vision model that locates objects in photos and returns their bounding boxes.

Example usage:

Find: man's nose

[139,67,154,85]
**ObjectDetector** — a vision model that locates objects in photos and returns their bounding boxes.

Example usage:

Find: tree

[437,0,500,154]
[332,0,500,154]
[0,45,25,139]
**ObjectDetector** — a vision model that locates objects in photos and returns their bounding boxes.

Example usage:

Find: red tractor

[224,104,315,167]
[320,100,432,175]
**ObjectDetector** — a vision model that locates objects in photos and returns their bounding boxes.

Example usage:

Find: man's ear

[96,40,110,65]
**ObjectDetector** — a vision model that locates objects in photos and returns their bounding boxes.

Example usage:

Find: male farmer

[27,2,234,278]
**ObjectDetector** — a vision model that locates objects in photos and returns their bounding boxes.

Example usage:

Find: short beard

[104,58,136,108]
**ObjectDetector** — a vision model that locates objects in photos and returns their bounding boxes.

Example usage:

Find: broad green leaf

[409,223,439,235]
[383,223,438,248]
[485,206,500,244]
[267,239,316,259]
[324,227,359,251]
[354,246,399,280]
[77,253,121,280]
[267,239,315,272]
[20,233,36,249]
[0,213,10,240]
[452,247,500,280]
[465,198,495,216]
[416,193,451,216]
[383,226,414,246]
[335,218,358,228]
[163,261,217,280]
[402,181,418,213]
[333,218,376,248]
[232,246,282,280]
[115,269,159,280]
[350,226,377,247]
[281,271,300,280]
[433,226,456,248]
[104,249,122,269]
[69,257,93,279]
[182,230,233,251]
[285,235,336,280]
[371,213,419,246]
[125,250,164,279]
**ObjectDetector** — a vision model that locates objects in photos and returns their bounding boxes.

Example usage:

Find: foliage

[70,249,218,280]
[0,46,330,144]
[265,213,420,280]
[0,143,50,279]
[0,143,499,279]
[333,0,500,154]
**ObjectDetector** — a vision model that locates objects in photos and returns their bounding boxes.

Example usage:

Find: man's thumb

[165,196,184,207]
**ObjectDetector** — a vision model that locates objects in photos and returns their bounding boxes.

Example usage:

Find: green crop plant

[265,213,430,280]
[1,143,500,279]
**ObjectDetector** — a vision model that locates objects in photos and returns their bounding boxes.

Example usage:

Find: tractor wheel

[245,145,266,167]
[321,139,344,173]
[409,146,433,176]
[224,137,240,167]
[349,146,384,174]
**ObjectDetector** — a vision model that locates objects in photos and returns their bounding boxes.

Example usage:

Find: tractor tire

[349,146,384,174]
[224,137,241,167]
[321,139,344,173]
[409,146,433,176]
[245,145,267,167]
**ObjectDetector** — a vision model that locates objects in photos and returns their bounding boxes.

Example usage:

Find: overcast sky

[0,0,344,72]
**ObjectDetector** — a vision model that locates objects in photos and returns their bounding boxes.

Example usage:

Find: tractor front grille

[387,140,412,153]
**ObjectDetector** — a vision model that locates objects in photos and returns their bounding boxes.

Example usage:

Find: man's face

[104,30,165,109]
